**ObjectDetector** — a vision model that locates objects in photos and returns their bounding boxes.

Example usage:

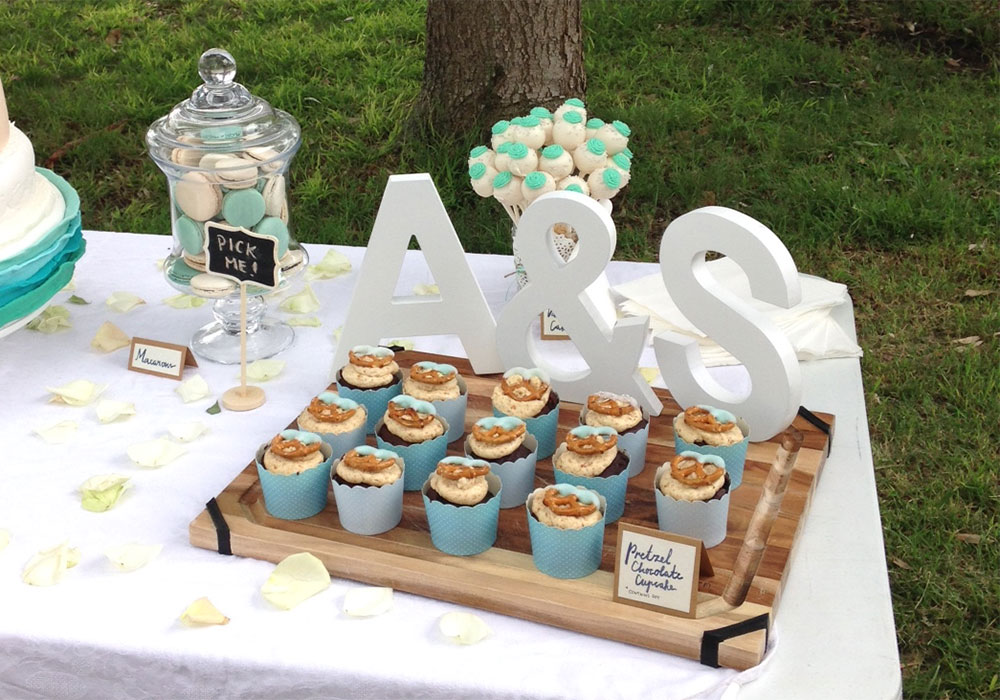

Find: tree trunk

[415,0,586,135]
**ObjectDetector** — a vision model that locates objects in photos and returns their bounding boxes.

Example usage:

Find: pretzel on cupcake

[683,406,735,434]
[500,368,549,402]
[343,447,398,473]
[565,425,617,455]
[307,392,358,423]
[348,345,396,368]
[670,452,725,487]
[542,487,597,517]
[409,361,456,385]
[587,392,637,417]
[387,397,436,428]
[472,418,526,445]
[270,429,323,458]
[436,461,490,481]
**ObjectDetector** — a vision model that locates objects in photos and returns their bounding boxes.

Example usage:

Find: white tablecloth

[0,231,900,700]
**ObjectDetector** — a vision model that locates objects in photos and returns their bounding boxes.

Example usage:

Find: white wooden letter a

[332,174,502,375]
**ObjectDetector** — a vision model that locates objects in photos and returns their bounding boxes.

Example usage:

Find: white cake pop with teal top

[490,119,513,150]
[517,115,546,150]
[469,162,498,197]
[506,142,539,177]
[552,110,586,151]
[529,106,554,144]
[493,141,514,172]
[553,97,586,122]
[492,170,524,207]
[597,120,630,155]
[587,167,622,199]
[557,175,590,196]
[521,171,556,205]
[572,138,607,175]
[585,117,604,141]
[468,145,495,169]
[607,152,631,187]
[537,144,574,180]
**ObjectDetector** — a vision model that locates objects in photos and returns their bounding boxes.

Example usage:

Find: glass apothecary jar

[146,48,307,363]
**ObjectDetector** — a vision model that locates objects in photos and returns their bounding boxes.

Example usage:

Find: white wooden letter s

[653,207,802,441]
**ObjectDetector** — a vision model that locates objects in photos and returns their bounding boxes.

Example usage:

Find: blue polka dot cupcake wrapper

[255,443,333,520]
[335,371,403,434]
[579,407,650,479]
[464,433,538,509]
[653,464,731,548]
[672,416,750,490]
[526,491,606,579]
[374,418,451,491]
[493,403,559,460]
[312,421,368,464]
[429,376,468,443]
[552,446,630,523]
[422,472,502,556]
[330,461,405,535]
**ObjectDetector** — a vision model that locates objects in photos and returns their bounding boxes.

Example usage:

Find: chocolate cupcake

[552,426,630,523]
[330,445,404,535]
[526,483,606,579]
[296,391,367,462]
[672,405,750,489]
[581,392,650,478]
[334,345,403,434]
[255,429,333,520]
[421,457,502,556]
[402,360,467,443]
[374,395,449,491]
[654,451,731,548]
[491,367,560,459]
[465,416,539,509]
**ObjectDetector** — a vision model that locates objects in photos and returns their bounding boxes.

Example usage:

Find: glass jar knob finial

[199,48,236,85]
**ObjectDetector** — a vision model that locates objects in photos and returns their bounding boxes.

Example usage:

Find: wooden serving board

[191,351,833,670]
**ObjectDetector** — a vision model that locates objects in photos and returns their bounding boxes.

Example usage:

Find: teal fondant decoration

[440,455,491,469]
[565,98,585,108]
[530,107,553,120]
[678,450,727,469]
[524,172,547,190]
[389,395,437,415]
[497,142,513,154]
[491,120,510,135]
[622,147,633,159]
[585,138,606,156]
[602,169,622,188]
[562,111,583,125]
[351,344,394,358]
[316,392,359,410]
[507,142,529,160]
[586,118,604,129]
[469,145,489,158]
[510,116,525,126]
[541,144,565,159]
[548,482,600,506]
[469,163,487,179]
[493,171,513,188]
[612,120,631,137]
[279,429,322,445]
[611,153,631,171]
[569,425,617,439]
[415,360,457,376]
[520,115,540,127]
[565,184,584,194]
[475,416,526,431]
[696,404,738,425]
[503,366,550,383]
[353,445,399,461]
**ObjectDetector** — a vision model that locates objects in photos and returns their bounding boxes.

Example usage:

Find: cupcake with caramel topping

[375,395,450,491]
[296,391,367,461]
[654,451,731,548]
[330,446,405,535]
[672,405,750,489]
[464,416,538,508]
[491,367,560,459]
[403,360,467,443]
[552,426,630,523]
[422,457,502,556]
[255,429,333,520]
[581,392,650,478]
[526,483,606,579]
[334,345,403,434]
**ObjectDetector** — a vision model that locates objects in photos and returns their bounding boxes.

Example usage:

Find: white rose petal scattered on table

[62,277,76,292]
[176,375,210,403]
[332,325,343,342]
[163,293,206,309]
[279,283,320,314]
[106,291,146,313]
[26,305,71,333]
[639,367,660,384]
[180,597,229,626]
[95,399,136,424]
[245,359,285,382]
[285,316,321,327]
[343,587,394,617]
[167,421,208,442]
[33,420,78,444]
[127,438,187,468]
[0,529,10,553]
[305,249,352,280]
[261,552,331,610]
[91,321,131,353]
[46,379,107,406]
[105,543,163,572]
[80,474,131,512]
[438,611,491,645]
[22,542,80,587]
[155,257,166,270]
[412,283,439,296]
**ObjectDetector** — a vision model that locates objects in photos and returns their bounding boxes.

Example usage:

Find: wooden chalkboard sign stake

[204,222,281,412]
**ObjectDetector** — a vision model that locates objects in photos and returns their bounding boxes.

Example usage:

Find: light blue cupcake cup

[314,418,368,463]
[493,402,559,460]
[335,371,403,434]
[422,472,502,556]
[672,416,751,490]
[422,376,468,443]
[330,454,405,535]
[653,464,731,547]
[375,417,451,491]
[579,407,651,478]
[464,433,538,509]
[552,445,631,523]
[526,489,607,579]
[255,442,333,520]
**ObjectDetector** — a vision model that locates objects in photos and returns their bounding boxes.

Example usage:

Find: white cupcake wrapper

[653,463,730,548]
[330,456,405,535]
[579,406,651,478]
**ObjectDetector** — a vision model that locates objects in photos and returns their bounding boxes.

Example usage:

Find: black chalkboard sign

[204,222,280,289]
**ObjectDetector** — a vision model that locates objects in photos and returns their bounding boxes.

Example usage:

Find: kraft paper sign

[539,309,571,340]
[205,222,279,289]
[127,337,198,380]
[613,523,712,618]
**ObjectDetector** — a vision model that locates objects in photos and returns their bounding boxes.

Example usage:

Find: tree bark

[415,0,586,135]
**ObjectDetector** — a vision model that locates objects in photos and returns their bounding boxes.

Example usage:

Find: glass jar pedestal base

[190,295,293,364]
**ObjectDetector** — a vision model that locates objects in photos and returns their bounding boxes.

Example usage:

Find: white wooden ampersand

[653,206,802,441]
[496,191,662,415]
[332,174,503,375]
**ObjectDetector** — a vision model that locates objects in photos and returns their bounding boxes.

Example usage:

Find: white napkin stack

[613,257,863,367]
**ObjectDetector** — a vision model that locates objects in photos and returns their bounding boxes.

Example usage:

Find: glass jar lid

[146,48,300,170]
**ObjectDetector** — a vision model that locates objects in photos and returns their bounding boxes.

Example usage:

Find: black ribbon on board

[206,498,232,556]
[797,406,832,456]
[699,613,770,668]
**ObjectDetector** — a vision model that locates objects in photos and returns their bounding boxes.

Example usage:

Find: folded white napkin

[613,257,862,367]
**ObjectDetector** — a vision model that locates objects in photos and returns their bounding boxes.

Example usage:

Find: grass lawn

[2,1,997,696]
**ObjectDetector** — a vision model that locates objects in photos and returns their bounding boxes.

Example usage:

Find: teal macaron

[222,188,266,229]
[175,215,204,255]
[254,216,289,257]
